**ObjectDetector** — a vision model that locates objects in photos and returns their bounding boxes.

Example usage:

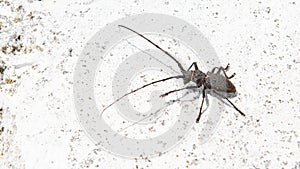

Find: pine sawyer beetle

[101,25,245,123]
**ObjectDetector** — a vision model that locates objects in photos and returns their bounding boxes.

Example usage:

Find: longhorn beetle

[101,25,245,123]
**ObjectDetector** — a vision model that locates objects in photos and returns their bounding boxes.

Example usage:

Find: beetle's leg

[224,63,230,71]
[187,62,199,71]
[196,87,206,123]
[211,67,217,73]
[216,64,229,73]
[160,86,198,97]
[227,73,236,79]
[213,67,229,78]
[213,91,245,116]
[211,64,230,74]
[213,64,232,79]
[187,62,199,81]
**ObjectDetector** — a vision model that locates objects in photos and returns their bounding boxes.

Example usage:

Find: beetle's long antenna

[114,89,194,134]
[115,110,161,134]
[100,75,184,116]
[124,39,180,74]
[160,85,198,97]
[118,25,186,75]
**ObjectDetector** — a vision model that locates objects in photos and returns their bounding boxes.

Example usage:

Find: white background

[0,0,299,168]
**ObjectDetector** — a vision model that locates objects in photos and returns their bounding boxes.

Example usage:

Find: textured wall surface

[0,0,299,168]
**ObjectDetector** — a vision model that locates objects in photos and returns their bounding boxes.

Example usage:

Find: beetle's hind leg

[211,64,235,79]
[213,91,245,117]
[227,73,236,79]
[221,64,236,79]
[211,64,229,73]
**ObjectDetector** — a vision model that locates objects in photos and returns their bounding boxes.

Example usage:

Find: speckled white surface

[0,0,300,168]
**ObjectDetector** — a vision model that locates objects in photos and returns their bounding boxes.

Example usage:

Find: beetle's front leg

[187,62,199,71]
[196,87,206,123]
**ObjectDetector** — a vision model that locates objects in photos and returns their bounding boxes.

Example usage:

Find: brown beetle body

[205,73,236,93]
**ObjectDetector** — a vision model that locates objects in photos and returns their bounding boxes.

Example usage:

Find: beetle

[101,25,245,123]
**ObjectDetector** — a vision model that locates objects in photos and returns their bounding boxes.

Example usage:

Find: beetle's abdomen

[205,74,236,93]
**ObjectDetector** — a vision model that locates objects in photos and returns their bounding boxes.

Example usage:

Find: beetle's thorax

[188,70,206,87]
